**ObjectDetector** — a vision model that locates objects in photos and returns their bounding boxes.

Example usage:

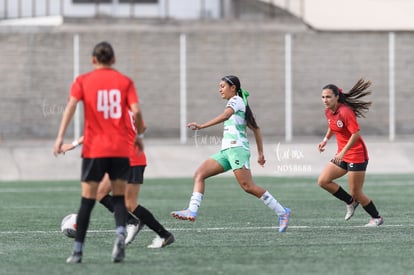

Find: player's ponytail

[222,75,259,129]
[323,78,372,118]
[244,104,259,129]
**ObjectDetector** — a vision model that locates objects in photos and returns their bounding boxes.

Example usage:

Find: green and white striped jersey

[222,95,250,151]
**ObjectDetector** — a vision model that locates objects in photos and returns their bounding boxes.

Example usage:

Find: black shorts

[331,159,368,172]
[128,165,146,184]
[81,157,130,182]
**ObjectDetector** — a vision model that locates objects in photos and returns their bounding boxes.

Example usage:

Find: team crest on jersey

[336,120,344,128]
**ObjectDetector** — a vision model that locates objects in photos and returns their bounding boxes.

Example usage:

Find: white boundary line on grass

[1,179,413,193]
[0,187,79,193]
[0,224,413,235]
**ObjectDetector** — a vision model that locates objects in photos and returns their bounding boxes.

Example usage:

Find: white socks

[188,192,203,213]
[260,190,286,216]
[187,191,284,216]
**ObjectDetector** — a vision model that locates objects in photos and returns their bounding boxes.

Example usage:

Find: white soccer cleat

[112,234,126,263]
[365,216,384,227]
[171,209,197,221]
[66,251,82,264]
[147,233,175,249]
[125,221,144,246]
[345,200,359,221]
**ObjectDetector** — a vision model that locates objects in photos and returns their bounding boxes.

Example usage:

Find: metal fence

[1,29,413,142]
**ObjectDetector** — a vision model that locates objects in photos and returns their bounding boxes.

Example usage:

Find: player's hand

[257,153,266,167]
[318,141,326,153]
[187,122,201,130]
[333,152,344,164]
[61,143,75,154]
[53,138,63,156]
[134,135,144,151]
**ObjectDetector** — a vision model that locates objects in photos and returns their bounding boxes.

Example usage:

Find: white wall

[0,0,223,19]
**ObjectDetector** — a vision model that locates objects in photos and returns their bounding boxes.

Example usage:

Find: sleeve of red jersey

[70,77,83,101]
[126,81,139,107]
[344,108,360,134]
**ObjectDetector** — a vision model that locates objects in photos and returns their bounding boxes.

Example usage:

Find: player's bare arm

[53,97,78,156]
[187,107,234,130]
[248,124,265,166]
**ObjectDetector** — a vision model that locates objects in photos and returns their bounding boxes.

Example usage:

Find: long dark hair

[92,41,115,65]
[222,75,259,129]
[323,78,372,118]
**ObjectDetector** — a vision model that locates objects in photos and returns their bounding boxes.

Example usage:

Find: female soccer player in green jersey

[171,75,291,233]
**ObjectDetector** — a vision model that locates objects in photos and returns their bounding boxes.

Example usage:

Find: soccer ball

[61,213,77,238]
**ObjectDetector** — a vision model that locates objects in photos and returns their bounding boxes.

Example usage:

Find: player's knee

[317,177,329,188]
[193,170,206,182]
[123,200,131,211]
[239,181,255,194]
[96,191,105,202]
[351,191,365,202]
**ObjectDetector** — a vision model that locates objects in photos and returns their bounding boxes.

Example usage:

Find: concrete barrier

[0,137,412,181]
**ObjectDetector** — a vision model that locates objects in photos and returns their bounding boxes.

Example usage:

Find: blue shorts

[210,147,250,172]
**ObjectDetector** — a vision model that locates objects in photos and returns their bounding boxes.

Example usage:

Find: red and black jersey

[325,103,369,163]
[126,110,147,166]
[70,68,138,158]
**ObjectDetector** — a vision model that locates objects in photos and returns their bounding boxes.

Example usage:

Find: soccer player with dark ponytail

[318,78,383,227]
[54,41,145,263]
[171,75,291,233]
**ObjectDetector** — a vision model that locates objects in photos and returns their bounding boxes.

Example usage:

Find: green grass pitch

[1,174,413,275]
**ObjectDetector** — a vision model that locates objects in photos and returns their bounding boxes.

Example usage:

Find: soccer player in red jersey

[317,78,383,227]
[53,41,145,263]
[64,132,174,250]
[63,112,175,248]
[95,112,174,248]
